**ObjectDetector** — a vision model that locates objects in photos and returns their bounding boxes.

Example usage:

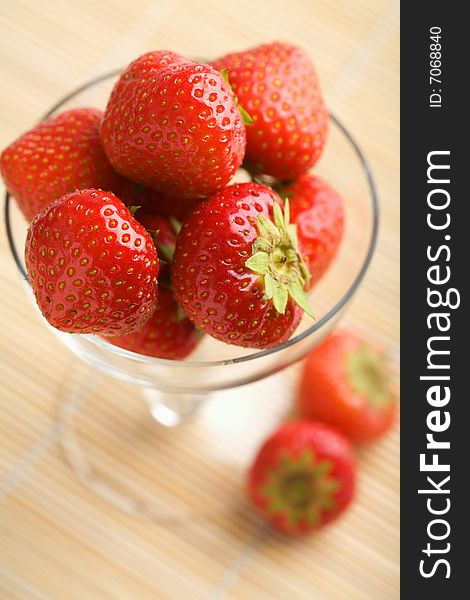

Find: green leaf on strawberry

[245,200,314,318]
[261,448,341,528]
[346,343,392,409]
[297,331,397,443]
[158,242,176,263]
[172,183,312,349]
[220,68,254,126]
[127,205,142,216]
[249,420,356,535]
[169,216,182,235]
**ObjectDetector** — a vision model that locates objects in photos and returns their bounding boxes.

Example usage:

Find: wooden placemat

[0,1,399,598]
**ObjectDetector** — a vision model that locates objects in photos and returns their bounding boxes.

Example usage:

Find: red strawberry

[248,420,356,535]
[105,287,199,360]
[117,178,198,222]
[145,192,199,222]
[212,42,328,181]
[285,174,344,287]
[1,108,123,221]
[297,331,397,443]
[134,207,178,279]
[25,189,159,335]
[112,178,155,209]
[100,51,247,200]
[171,182,313,349]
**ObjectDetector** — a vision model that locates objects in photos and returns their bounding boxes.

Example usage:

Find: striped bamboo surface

[0,1,399,598]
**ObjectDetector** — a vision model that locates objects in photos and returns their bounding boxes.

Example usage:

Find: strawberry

[212,42,328,181]
[118,178,198,222]
[144,192,199,222]
[100,51,247,200]
[105,287,199,360]
[25,189,159,335]
[284,174,344,287]
[297,331,397,443]
[248,420,356,535]
[171,182,313,349]
[112,178,156,209]
[1,108,123,222]
[134,207,178,280]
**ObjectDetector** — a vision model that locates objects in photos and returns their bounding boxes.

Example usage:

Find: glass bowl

[4,69,378,427]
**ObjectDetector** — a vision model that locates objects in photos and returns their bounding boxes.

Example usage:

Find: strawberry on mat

[248,420,356,535]
[297,331,397,442]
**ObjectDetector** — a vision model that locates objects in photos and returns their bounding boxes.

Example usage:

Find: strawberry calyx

[261,448,341,528]
[169,215,182,234]
[127,205,141,216]
[251,173,296,192]
[271,181,295,201]
[175,303,188,322]
[147,217,181,264]
[346,344,392,408]
[146,229,171,264]
[245,200,314,318]
[157,242,175,262]
[220,68,254,126]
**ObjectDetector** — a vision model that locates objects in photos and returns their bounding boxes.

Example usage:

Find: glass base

[56,373,207,523]
[142,388,205,427]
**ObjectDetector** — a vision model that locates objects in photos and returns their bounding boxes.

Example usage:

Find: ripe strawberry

[285,174,344,287]
[212,42,328,181]
[297,331,397,443]
[134,207,178,280]
[1,108,123,222]
[118,179,198,222]
[105,287,199,360]
[248,420,356,535]
[171,182,313,349]
[100,51,247,200]
[112,178,155,209]
[145,193,199,222]
[25,189,159,335]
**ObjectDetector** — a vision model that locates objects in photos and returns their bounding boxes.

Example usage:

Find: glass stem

[141,388,206,427]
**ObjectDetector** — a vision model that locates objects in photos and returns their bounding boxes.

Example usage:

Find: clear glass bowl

[4,69,378,427]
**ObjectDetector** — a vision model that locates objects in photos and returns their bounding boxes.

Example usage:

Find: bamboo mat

[0,1,399,598]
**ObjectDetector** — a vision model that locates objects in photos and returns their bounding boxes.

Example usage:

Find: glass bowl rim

[4,68,379,368]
